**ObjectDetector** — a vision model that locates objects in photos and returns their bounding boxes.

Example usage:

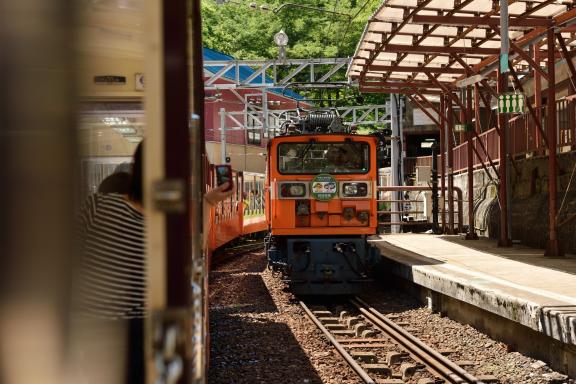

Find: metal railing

[204,57,351,90]
[377,186,463,234]
[415,98,576,174]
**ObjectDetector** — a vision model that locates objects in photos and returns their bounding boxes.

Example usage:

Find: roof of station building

[348,0,576,94]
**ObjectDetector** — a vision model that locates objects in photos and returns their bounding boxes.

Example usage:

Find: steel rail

[299,301,375,384]
[351,297,481,384]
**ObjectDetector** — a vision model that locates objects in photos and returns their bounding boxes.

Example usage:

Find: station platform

[368,234,576,348]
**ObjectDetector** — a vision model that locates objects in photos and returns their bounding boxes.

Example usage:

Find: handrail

[413,98,576,174]
[377,185,463,233]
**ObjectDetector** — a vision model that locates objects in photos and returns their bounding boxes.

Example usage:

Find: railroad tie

[350,351,378,363]
[332,330,356,337]
[362,364,392,376]
[374,378,404,384]
[345,343,394,349]
[337,338,385,343]
[312,310,331,316]
[325,323,346,331]
[385,352,406,365]
[318,317,340,324]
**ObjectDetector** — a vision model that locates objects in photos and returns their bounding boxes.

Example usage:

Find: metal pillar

[220,107,227,163]
[533,44,543,152]
[446,95,455,234]
[546,29,562,257]
[431,142,441,234]
[262,89,269,138]
[390,94,401,233]
[440,96,447,233]
[466,86,479,239]
[399,97,405,185]
[497,70,512,246]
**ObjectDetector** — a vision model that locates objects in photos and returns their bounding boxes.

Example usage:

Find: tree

[202,0,380,59]
[202,0,387,106]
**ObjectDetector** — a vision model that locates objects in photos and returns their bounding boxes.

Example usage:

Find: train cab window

[278,142,369,174]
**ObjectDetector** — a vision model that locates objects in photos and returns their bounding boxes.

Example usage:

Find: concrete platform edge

[369,239,576,346]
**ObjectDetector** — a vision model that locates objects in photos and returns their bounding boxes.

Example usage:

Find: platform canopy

[348,0,576,94]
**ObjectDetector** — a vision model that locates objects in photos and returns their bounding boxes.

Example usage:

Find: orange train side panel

[242,215,268,235]
[327,199,342,214]
[310,214,328,227]
[270,199,296,228]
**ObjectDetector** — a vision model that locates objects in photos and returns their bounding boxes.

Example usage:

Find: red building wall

[203,77,301,147]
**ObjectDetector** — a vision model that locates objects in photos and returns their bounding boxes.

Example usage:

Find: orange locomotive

[265,110,380,295]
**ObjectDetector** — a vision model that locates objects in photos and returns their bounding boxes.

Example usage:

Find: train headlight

[344,184,358,195]
[279,182,307,198]
[357,211,369,223]
[341,182,368,198]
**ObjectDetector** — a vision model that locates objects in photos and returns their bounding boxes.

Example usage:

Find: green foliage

[202,0,388,107]
[202,0,380,59]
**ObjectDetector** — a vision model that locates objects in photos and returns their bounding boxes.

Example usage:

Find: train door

[144,0,207,383]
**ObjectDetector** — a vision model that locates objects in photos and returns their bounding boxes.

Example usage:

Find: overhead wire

[326,0,340,44]
[337,0,376,55]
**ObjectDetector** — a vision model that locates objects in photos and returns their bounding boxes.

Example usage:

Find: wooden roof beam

[411,15,553,27]
[360,0,435,82]
[359,87,442,95]
[361,80,453,89]
[467,7,576,76]
[414,0,557,80]
[367,65,467,74]
[386,0,477,81]
[426,73,467,111]
[369,30,501,41]
[382,44,500,55]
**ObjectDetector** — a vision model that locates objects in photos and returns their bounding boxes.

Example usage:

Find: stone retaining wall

[450,152,576,253]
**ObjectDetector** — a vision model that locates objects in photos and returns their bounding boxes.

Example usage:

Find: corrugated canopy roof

[348,0,576,94]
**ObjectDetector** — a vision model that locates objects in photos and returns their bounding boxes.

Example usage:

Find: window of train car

[278,142,370,174]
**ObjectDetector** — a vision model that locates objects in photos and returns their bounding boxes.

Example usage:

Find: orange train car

[265,114,381,295]
[206,166,267,253]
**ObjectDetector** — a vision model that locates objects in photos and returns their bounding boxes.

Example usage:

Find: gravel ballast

[208,250,573,384]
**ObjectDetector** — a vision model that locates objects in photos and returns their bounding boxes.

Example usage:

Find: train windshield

[278,141,370,174]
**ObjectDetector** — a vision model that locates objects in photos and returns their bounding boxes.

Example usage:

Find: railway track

[301,297,499,384]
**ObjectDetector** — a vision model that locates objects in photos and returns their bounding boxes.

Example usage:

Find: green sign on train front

[311,174,338,201]
[498,92,525,114]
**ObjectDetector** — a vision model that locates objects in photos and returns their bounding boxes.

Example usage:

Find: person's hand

[204,183,234,205]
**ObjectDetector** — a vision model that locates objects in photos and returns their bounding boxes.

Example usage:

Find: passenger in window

[282,148,301,171]
[325,145,358,171]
